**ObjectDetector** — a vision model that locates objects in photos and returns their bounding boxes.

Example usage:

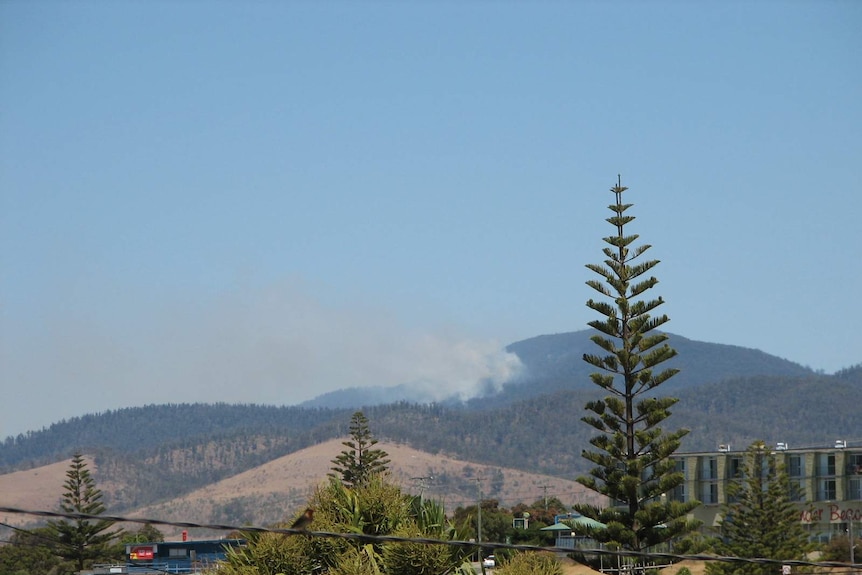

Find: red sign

[130,546,154,560]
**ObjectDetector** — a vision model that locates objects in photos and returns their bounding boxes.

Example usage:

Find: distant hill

[0,440,602,534]
[488,330,814,403]
[128,439,603,535]
[0,403,354,471]
[1,375,858,511]
[0,331,858,527]
[366,373,861,475]
[302,330,815,410]
[515,331,814,386]
[833,363,862,384]
[672,373,862,451]
[299,382,463,410]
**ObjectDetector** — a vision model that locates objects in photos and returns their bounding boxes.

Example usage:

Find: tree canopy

[706,441,811,575]
[46,452,123,572]
[330,411,391,488]
[219,475,474,575]
[575,178,699,556]
[0,526,63,575]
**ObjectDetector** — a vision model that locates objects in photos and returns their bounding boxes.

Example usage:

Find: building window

[669,459,686,502]
[817,479,836,501]
[817,454,836,476]
[701,482,718,504]
[701,457,718,480]
[697,457,719,504]
[848,453,862,475]
[725,457,740,504]
[788,455,804,478]
[728,457,743,479]
[848,478,862,501]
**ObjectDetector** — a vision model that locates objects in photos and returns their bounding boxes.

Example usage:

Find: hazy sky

[2,1,860,438]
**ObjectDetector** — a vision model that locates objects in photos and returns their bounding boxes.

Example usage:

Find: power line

[0,506,858,571]
[0,520,58,546]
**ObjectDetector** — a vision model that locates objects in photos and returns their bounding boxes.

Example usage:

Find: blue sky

[1,1,860,438]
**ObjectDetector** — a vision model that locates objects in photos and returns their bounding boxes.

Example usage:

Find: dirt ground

[657,560,707,575]
[558,557,607,574]
[559,560,604,574]
[558,558,708,575]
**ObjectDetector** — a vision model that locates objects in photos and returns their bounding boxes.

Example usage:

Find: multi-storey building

[670,441,862,542]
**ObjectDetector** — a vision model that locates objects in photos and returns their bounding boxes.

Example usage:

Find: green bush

[214,475,473,575]
[497,551,562,575]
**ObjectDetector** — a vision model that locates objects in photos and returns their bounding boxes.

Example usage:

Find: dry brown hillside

[1,440,602,539]
[0,457,92,528]
[0,452,709,574]
[132,438,603,538]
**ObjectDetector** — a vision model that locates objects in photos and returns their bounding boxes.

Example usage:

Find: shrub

[497,551,563,575]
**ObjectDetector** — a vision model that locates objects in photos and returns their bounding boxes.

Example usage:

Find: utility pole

[540,484,551,510]
[475,478,483,544]
[411,476,433,506]
[850,519,856,573]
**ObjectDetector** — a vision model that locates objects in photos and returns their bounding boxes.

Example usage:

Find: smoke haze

[0,280,522,437]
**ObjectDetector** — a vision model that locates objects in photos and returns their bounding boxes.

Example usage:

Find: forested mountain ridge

[5,377,860,465]
[0,404,353,471]
[1,332,858,518]
[513,331,815,385]
[487,330,815,404]
[2,372,859,519]
[300,330,816,410]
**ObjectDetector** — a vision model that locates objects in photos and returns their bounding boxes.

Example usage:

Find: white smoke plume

[0,279,522,436]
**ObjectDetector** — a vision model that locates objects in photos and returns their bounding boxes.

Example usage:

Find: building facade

[85,538,246,574]
[670,442,862,542]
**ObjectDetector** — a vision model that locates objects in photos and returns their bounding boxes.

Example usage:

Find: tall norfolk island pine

[47,452,121,572]
[330,411,391,488]
[574,178,699,552]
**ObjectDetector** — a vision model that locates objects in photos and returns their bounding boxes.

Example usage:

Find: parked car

[482,555,496,568]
